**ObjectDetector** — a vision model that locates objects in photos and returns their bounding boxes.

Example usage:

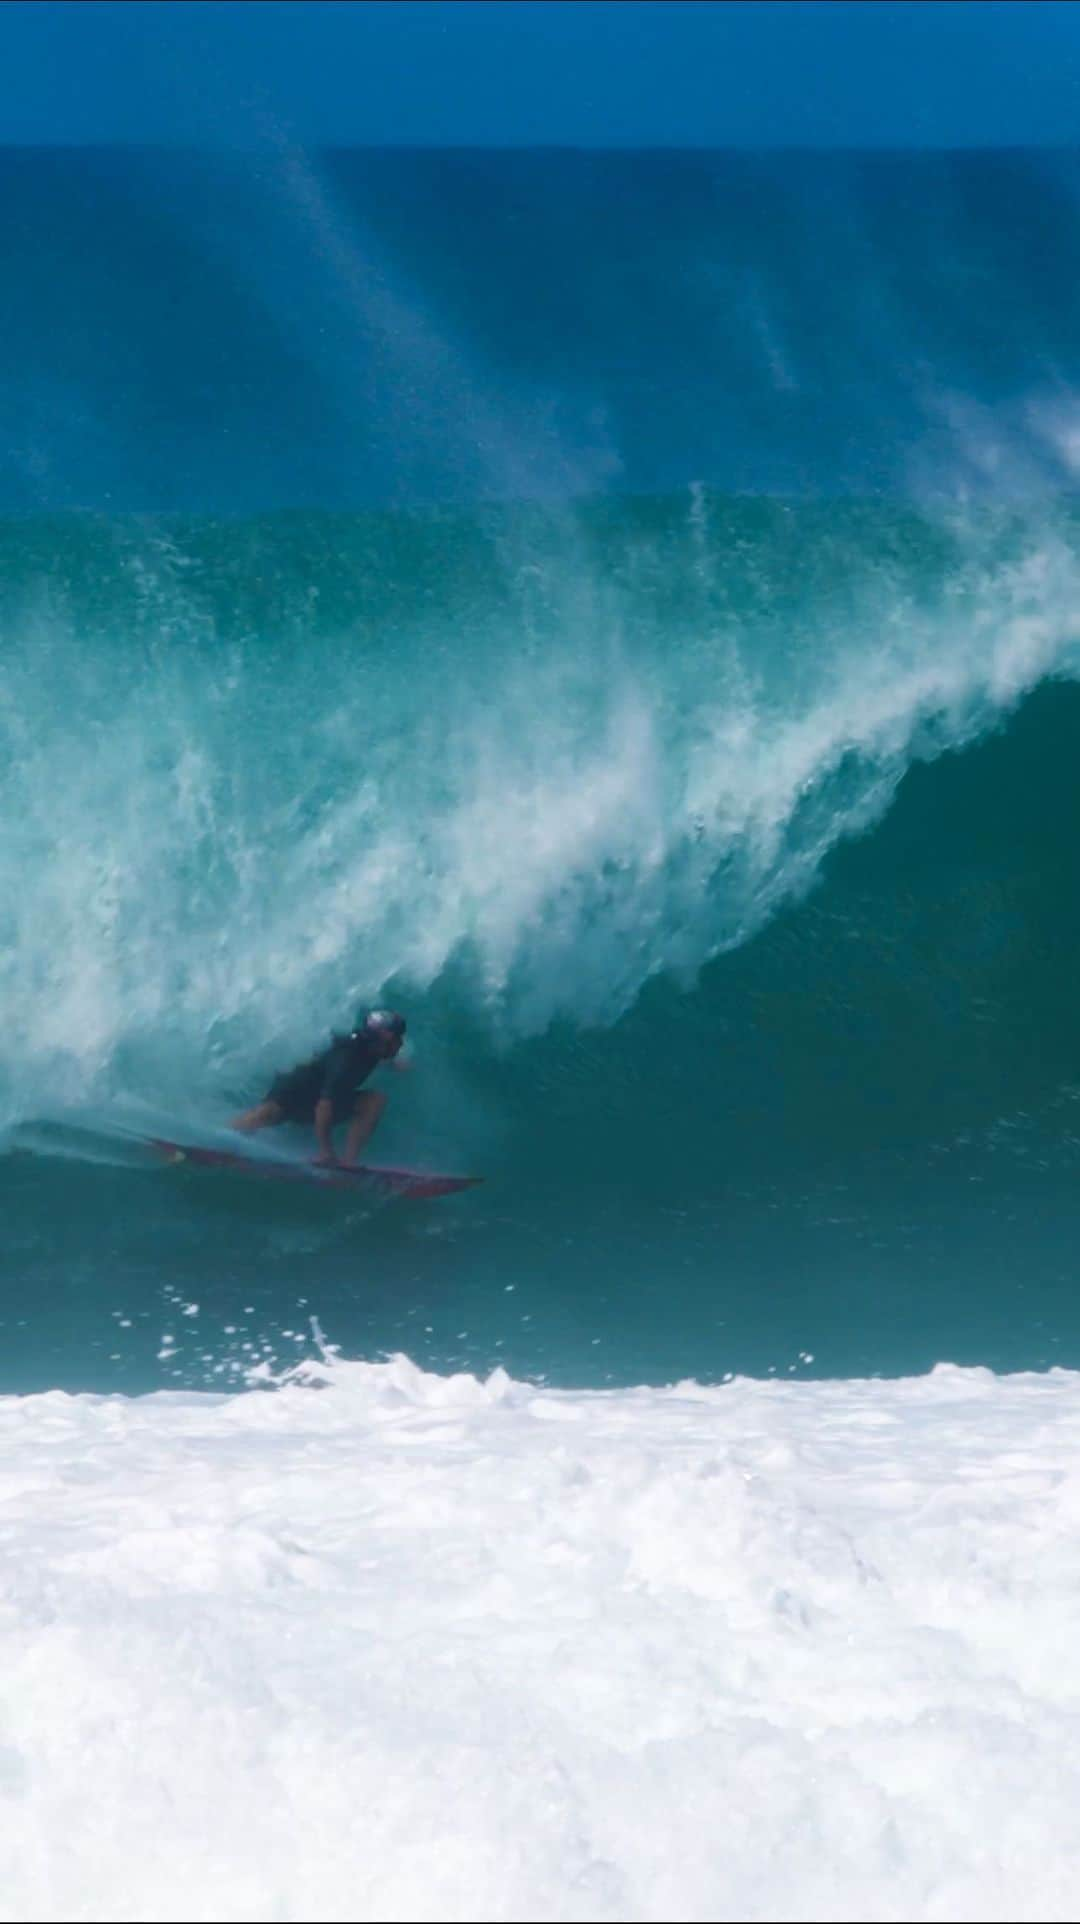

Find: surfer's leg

[341,1090,386,1165]
[230,1100,283,1134]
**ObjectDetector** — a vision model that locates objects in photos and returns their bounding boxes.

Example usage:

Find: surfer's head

[359,1008,407,1057]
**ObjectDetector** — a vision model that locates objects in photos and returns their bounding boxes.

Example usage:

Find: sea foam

[1,1354,1078,1921]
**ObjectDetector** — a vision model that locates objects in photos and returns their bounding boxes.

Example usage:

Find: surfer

[230,1009,407,1167]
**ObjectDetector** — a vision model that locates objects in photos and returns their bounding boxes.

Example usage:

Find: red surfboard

[147,1138,482,1199]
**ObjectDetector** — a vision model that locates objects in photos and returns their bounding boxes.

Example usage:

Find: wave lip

[4,495,1080,1126]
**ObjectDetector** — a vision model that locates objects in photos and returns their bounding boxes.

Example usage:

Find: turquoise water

[5,149,1080,1391]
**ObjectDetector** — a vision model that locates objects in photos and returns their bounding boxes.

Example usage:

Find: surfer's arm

[314,1097,336,1163]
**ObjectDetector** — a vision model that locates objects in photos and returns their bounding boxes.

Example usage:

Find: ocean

[4,145,1080,1920]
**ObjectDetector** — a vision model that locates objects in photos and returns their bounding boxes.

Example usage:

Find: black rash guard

[266,1033,381,1123]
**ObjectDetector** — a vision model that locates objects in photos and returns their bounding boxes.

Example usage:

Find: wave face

[6,149,1080,1390]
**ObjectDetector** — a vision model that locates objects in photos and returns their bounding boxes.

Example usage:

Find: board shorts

[265,1066,356,1126]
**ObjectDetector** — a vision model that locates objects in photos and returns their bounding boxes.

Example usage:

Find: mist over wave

[10,147,1080,510]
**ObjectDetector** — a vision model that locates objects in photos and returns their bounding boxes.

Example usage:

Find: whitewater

[3,1354,1079,1924]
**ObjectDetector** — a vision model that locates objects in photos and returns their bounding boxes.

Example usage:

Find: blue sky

[3,1,1080,148]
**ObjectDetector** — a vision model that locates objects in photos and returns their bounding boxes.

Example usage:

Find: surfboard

[146,1138,482,1199]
